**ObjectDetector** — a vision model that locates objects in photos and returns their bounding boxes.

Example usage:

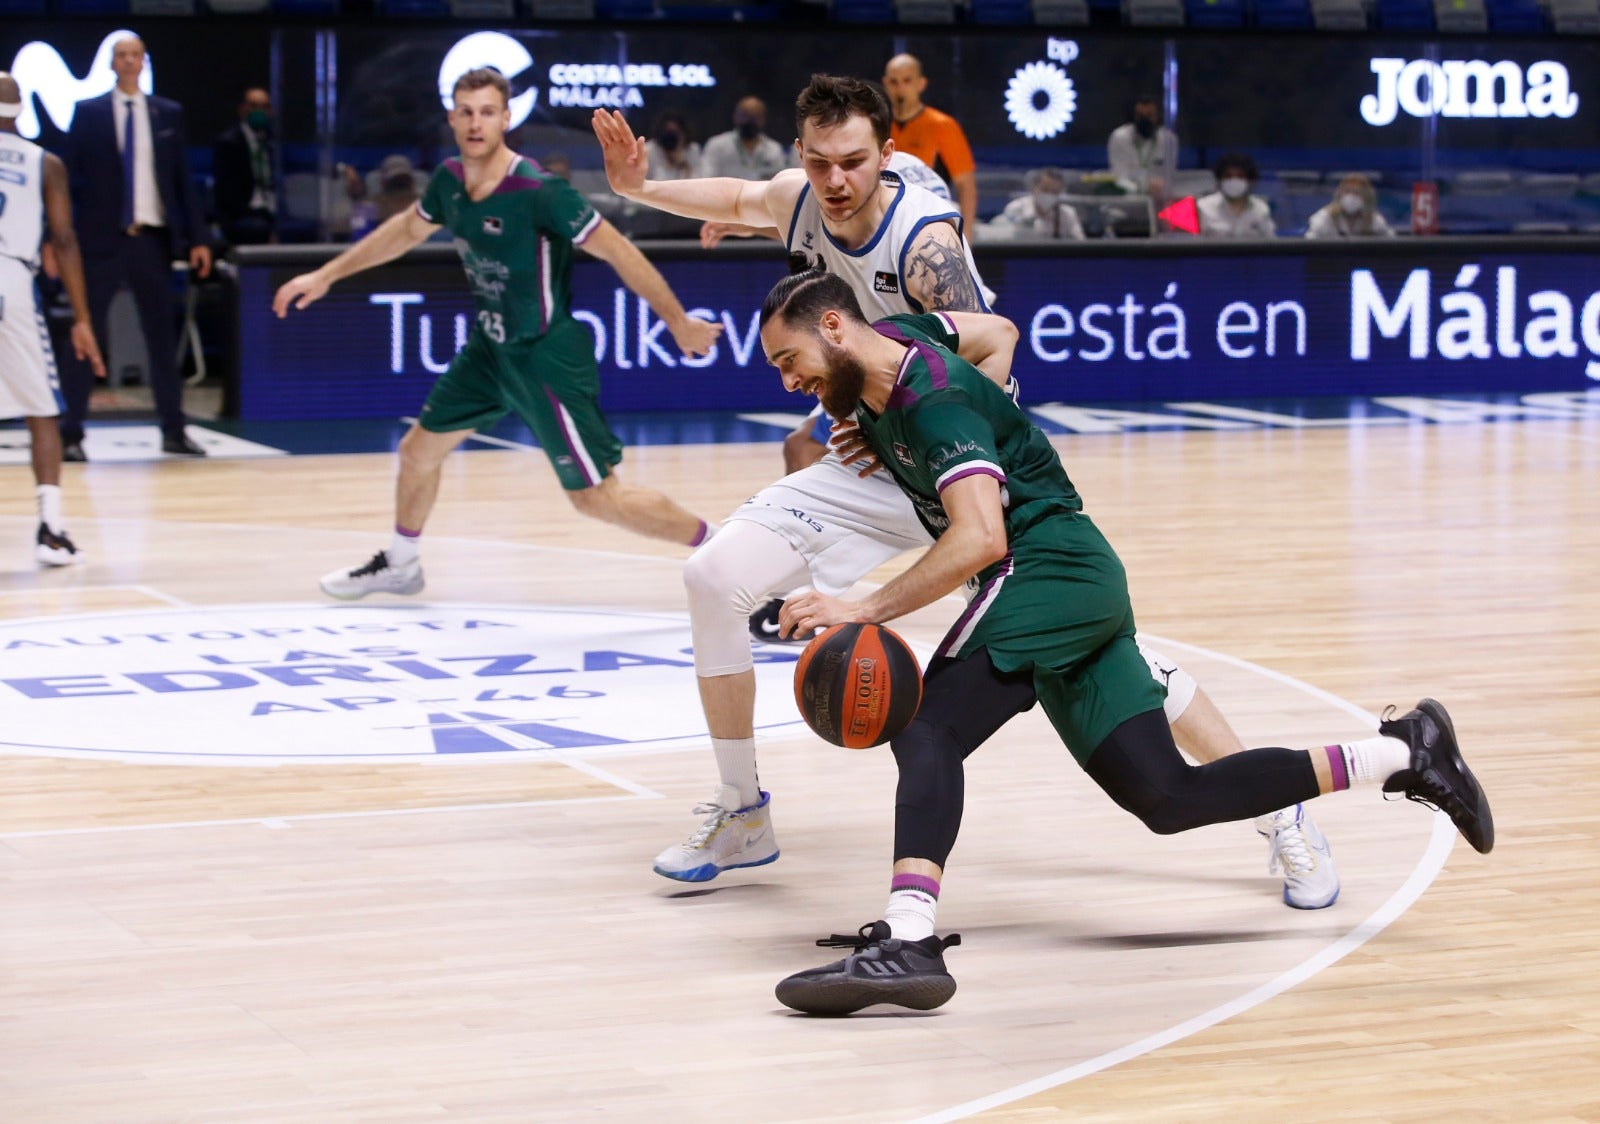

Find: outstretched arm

[579,219,722,358]
[592,109,798,229]
[940,311,1019,387]
[273,207,438,316]
[41,153,105,378]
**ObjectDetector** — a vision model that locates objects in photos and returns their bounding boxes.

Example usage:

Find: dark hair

[1134,93,1160,108]
[760,268,868,332]
[452,67,511,107]
[794,74,892,147]
[1214,152,1259,182]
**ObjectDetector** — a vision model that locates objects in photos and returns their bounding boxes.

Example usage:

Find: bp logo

[0,604,803,765]
[1007,61,1077,141]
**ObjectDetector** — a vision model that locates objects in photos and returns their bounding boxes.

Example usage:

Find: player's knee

[1135,792,1205,835]
[565,480,611,519]
[890,718,965,798]
[397,428,446,474]
[682,537,769,619]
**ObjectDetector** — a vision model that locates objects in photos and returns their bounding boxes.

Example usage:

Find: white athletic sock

[883,875,939,941]
[389,527,421,566]
[1335,735,1413,787]
[37,485,63,533]
[711,736,760,809]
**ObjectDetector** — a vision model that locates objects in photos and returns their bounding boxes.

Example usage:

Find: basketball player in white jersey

[0,74,105,565]
[591,76,1339,910]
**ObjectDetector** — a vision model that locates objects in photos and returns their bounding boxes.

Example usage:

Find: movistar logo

[438,32,538,129]
[8,30,152,139]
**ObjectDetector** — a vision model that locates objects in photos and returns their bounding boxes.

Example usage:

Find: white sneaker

[1257,804,1340,910]
[652,785,779,883]
[320,550,424,600]
[36,523,81,567]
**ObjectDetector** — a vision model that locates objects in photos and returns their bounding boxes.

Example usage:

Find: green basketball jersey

[416,155,601,344]
[855,313,1083,543]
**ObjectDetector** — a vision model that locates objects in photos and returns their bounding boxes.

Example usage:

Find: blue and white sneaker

[653,786,779,883]
[1256,804,1340,910]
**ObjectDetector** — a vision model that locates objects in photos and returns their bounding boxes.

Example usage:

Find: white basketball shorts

[0,263,61,420]
[723,454,933,597]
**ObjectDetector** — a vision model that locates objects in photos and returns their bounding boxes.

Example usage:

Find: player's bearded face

[817,340,868,419]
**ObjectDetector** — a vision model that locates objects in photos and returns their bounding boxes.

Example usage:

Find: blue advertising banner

[234,240,1600,421]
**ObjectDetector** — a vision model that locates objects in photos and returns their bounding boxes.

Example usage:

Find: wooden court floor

[0,412,1595,1122]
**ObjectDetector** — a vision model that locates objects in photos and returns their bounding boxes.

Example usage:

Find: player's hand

[829,420,882,477]
[700,221,736,249]
[670,314,724,359]
[778,590,863,640]
[71,321,106,379]
[273,271,330,317]
[591,109,649,198]
[189,244,213,279]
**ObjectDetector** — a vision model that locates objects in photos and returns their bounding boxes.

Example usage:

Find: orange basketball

[793,622,923,749]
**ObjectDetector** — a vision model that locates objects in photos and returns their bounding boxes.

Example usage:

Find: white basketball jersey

[784,171,991,319]
[887,151,950,202]
[0,131,46,272]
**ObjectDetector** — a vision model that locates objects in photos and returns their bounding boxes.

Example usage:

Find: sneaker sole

[775,973,956,1016]
[1283,885,1340,910]
[1417,698,1494,854]
[653,849,779,883]
[37,549,80,567]
[319,578,425,601]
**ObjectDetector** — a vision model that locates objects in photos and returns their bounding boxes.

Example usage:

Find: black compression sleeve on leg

[891,650,1038,864]
[1084,709,1323,835]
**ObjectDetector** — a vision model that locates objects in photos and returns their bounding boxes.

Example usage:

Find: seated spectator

[212,86,278,247]
[341,154,424,239]
[1197,153,1275,239]
[1305,173,1395,239]
[699,97,792,181]
[990,168,1085,240]
[644,112,701,181]
[539,151,573,181]
[1107,95,1178,205]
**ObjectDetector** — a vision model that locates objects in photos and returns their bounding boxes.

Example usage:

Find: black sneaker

[36,523,81,567]
[775,921,961,1015]
[748,597,805,644]
[1380,698,1494,854]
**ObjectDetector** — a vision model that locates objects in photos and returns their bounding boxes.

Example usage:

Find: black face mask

[735,119,762,141]
[1134,117,1157,139]
[657,128,683,151]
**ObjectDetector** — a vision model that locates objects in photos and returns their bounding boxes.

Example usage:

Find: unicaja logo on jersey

[7,30,152,139]
[1360,57,1578,126]
[439,32,539,129]
[1006,45,1077,142]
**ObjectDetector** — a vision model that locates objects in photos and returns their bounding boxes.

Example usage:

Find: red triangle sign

[1158,195,1200,235]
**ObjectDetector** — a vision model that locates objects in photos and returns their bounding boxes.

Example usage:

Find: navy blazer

[67,91,210,260]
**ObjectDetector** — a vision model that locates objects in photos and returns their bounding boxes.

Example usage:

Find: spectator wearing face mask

[991,167,1085,240]
[213,86,277,246]
[644,112,702,181]
[698,96,791,181]
[1107,94,1178,204]
[1197,153,1275,239]
[1305,173,1394,239]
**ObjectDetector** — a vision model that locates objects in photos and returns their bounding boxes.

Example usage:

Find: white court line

[126,583,194,608]
[0,792,649,841]
[910,633,1458,1123]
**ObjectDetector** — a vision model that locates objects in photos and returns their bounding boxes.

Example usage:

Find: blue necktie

[120,99,135,230]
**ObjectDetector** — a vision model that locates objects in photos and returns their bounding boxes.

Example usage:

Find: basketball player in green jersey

[757,269,1493,1015]
[273,68,723,599]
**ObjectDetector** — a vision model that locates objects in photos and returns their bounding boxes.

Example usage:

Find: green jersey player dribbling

[274,67,723,598]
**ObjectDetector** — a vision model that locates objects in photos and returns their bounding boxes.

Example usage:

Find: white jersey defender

[0,130,62,420]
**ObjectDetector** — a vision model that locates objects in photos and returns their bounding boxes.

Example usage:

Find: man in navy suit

[63,35,212,458]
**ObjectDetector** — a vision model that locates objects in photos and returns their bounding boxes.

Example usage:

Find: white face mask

[1220,177,1249,200]
[1032,192,1063,217]
[1339,192,1365,215]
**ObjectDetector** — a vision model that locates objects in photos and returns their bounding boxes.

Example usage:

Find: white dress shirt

[114,89,166,228]
[1196,191,1276,238]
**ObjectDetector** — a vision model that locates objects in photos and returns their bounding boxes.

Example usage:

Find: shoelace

[1269,820,1317,877]
[1379,706,1469,820]
[350,551,391,577]
[683,802,734,849]
[816,923,889,951]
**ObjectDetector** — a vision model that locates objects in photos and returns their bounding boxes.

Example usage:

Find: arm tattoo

[903,224,982,312]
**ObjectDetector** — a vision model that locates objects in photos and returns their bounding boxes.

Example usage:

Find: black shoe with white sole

[776,921,961,1016]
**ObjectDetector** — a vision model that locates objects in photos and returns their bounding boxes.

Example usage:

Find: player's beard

[818,342,868,421]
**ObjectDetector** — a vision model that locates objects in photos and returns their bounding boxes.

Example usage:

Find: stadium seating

[1032,0,1090,20]
[450,0,515,13]
[1252,0,1315,27]
[969,0,1033,20]
[896,0,957,19]
[1549,0,1600,30]
[1373,0,1434,28]
[1433,0,1488,28]
[1310,0,1367,27]
[524,0,597,14]
[1483,0,1545,27]
[1185,0,1246,24]
[1125,0,1185,23]
[829,0,895,19]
